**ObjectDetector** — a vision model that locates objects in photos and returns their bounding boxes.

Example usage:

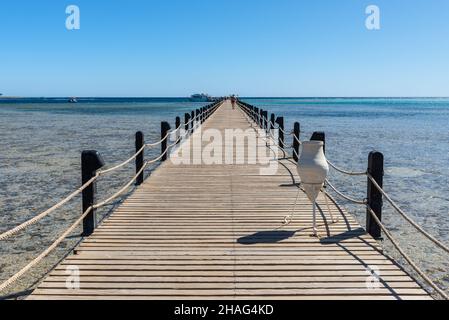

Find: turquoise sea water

[0,97,448,297]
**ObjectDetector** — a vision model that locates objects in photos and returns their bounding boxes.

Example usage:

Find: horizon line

[1,96,449,99]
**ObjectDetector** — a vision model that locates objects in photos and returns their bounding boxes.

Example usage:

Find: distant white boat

[68,97,78,103]
[190,93,213,102]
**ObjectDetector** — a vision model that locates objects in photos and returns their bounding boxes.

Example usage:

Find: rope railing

[366,205,449,300]
[238,104,293,160]
[267,118,291,136]
[324,179,367,205]
[98,145,146,175]
[0,174,98,241]
[240,105,294,160]
[237,99,449,299]
[93,160,151,210]
[291,133,301,145]
[367,173,449,254]
[242,103,368,177]
[145,131,171,148]
[326,159,367,176]
[0,206,94,292]
[0,99,224,293]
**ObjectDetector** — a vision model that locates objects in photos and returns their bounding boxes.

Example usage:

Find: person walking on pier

[230,95,236,110]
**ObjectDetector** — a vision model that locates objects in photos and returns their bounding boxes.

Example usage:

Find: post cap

[81,150,105,169]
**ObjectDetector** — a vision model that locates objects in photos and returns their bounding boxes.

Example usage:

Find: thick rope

[366,206,448,300]
[292,147,300,160]
[325,179,367,205]
[0,175,98,241]
[282,188,301,226]
[94,135,182,209]
[237,105,294,163]
[94,161,150,209]
[0,206,93,292]
[145,130,171,148]
[99,145,146,175]
[367,173,449,254]
[292,133,302,145]
[327,159,367,176]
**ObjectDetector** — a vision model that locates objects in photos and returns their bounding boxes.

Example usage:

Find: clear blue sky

[1,0,448,97]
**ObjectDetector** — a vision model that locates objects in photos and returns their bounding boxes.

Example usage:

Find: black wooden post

[190,111,195,132]
[293,122,300,162]
[196,109,200,126]
[270,114,275,131]
[259,109,263,128]
[275,116,284,149]
[200,107,204,123]
[310,131,325,154]
[184,113,190,133]
[175,116,181,130]
[366,151,384,239]
[262,111,268,131]
[161,121,171,161]
[81,150,105,236]
[254,107,259,123]
[175,116,181,144]
[135,131,144,186]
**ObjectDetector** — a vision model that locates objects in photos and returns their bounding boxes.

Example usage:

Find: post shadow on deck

[81,150,105,236]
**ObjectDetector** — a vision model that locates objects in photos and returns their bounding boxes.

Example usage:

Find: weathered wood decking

[29,101,429,300]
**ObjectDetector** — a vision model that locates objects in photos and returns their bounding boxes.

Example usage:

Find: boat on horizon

[189,93,214,102]
[68,97,78,103]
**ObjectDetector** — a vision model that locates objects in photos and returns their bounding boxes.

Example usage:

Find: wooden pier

[28,101,430,300]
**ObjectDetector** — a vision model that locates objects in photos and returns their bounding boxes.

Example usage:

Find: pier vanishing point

[1,100,441,300]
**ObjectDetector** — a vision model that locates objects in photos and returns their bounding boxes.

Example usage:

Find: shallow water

[0,97,448,298]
